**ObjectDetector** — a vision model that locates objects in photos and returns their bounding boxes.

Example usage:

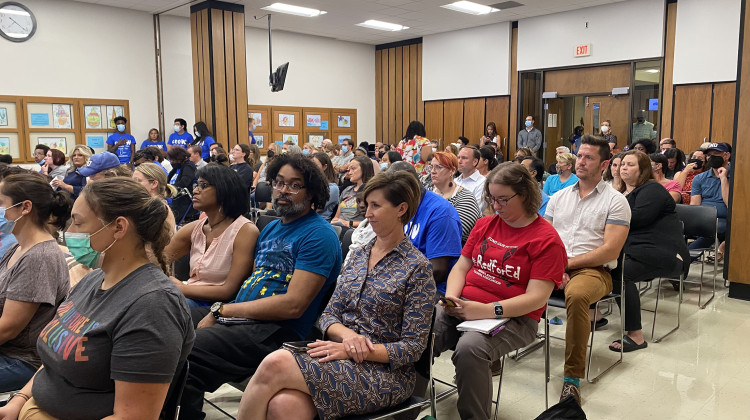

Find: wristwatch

[493,302,504,319]
[210,302,224,319]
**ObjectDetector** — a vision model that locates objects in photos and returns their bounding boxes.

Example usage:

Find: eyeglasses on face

[489,193,518,206]
[272,179,305,194]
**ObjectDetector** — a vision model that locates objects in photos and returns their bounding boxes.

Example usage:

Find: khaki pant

[19,397,58,420]
[563,267,612,379]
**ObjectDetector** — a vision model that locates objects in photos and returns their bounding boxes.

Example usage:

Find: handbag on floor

[533,396,587,420]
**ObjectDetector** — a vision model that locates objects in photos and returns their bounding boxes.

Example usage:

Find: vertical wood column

[190,1,248,151]
[728,0,750,297]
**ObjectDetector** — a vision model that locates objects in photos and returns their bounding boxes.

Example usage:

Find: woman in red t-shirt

[433,162,567,420]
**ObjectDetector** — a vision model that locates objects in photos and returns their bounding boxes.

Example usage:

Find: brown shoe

[560,382,581,405]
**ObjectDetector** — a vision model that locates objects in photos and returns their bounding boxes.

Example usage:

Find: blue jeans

[0,354,36,392]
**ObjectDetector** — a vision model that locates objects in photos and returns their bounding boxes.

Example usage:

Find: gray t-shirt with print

[32,264,195,420]
[0,240,68,368]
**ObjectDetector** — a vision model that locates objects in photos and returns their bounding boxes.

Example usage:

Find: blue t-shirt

[168,132,193,149]
[691,170,728,219]
[403,190,462,293]
[539,191,550,217]
[234,210,342,338]
[543,174,579,196]
[140,140,167,151]
[106,133,136,164]
[196,136,216,160]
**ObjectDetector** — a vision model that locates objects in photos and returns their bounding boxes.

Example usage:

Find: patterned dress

[292,237,435,420]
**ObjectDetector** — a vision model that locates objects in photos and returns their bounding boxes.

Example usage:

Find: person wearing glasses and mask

[434,163,566,419]
[177,153,342,419]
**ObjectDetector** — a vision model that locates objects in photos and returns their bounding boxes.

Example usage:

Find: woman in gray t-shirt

[0,173,71,393]
[0,178,194,420]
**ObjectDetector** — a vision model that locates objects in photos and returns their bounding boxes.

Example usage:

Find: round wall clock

[0,2,36,43]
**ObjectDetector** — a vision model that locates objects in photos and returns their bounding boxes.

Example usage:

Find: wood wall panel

[443,100,464,143]
[463,98,486,146]
[424,101,444,141]
[486,96,510,152]
[661,2,677,139]
[711,82,736,143]
[544,64,631,96]
[728,0,750,288]
[672,85,712,150]
[375,41,424,145]
[375,50,382,145]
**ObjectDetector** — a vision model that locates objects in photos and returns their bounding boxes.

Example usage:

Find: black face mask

[707,155,724,169]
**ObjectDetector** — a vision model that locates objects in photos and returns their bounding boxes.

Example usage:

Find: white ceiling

[73,0,628,45]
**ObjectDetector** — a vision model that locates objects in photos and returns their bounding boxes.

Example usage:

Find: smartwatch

[210,302,224,319]
[493,302,503,319]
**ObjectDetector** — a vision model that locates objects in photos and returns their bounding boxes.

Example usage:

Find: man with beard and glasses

[178,154,343,419]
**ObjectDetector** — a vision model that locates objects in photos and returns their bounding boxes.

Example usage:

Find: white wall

[422,22,511,100]
[0,0,158,145]
[518,0,665,71]
[160,15,195,132]
[244,28,376,142]
[673,0,741,84]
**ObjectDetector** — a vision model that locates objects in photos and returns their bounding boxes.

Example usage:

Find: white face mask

[601,125,609,133]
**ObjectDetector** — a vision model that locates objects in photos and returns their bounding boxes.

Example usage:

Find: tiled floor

[204,262,750,420]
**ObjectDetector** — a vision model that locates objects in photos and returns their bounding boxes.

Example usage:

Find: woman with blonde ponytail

[0,177,195,420]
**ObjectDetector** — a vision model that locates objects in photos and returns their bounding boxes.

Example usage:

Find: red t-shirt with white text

[460,215,567,321]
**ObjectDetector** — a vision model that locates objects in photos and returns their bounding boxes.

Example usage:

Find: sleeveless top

[186,215,251,286]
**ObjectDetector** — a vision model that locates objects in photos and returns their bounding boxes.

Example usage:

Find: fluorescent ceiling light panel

[356,20,409,31]
[442,1,499,15]
[261,3,327,17]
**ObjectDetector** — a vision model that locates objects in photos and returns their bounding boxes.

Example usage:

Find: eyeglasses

[271,179,305,194]
[194,181,212,191]
[489,193,518,206]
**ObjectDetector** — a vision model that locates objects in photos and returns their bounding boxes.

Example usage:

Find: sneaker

[560,382,581,406]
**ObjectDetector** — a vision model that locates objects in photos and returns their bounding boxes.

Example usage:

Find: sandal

[609,335,648,353]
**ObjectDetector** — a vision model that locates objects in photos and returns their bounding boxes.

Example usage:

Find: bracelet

[11,391,30,402]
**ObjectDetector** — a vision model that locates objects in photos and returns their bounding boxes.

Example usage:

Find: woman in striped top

[430,151,482,244]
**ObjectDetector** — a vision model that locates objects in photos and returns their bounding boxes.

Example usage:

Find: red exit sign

[575,44,592,57]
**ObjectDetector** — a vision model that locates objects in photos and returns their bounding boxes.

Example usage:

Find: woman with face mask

[230,144,254,193]
[0,177,195,420]
[0,172,71,392]
[191,121,216,162]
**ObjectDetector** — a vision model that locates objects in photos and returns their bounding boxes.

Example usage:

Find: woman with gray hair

[543,152,579,196]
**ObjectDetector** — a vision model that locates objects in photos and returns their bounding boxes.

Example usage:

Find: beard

[272,194,308,218]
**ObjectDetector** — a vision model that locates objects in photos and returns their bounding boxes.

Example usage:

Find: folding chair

[674,204,718,308]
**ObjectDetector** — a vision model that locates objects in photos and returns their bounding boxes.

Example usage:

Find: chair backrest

[255,181,273,203]
[256,215,281,232]
[161,361,189,420]
[675,204,717,239]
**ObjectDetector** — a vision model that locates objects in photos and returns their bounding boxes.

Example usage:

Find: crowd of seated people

[0,126,735,420]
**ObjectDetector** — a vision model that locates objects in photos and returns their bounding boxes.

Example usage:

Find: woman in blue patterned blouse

[238,170,436,420]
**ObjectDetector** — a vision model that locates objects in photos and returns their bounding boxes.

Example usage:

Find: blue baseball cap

[78,152,121,177]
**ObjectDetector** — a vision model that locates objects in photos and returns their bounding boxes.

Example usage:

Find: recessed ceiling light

[261,3,327,17]
[442,1,499,15]
[645,69,660,73]
[356,20,409,32]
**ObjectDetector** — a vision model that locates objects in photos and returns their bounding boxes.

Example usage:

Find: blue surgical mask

[380,162,388,170]
[117,124,126,132]
[174,125,181,133]
[0,202,23,235]
[302,149,310,156]
[525,121,532,128]
[65,221,116,269]
[341,146,348,153]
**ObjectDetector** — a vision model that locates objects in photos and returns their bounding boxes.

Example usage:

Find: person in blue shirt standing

[140,128,167,151]
[192,121,216,161]
[106,116,136,166]
[168,118,193,151]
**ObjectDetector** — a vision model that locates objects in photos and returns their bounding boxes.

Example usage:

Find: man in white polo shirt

[544,135,631,406]
[455,146,487,212]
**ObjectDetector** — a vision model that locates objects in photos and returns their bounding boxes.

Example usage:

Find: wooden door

[584,95,630,146]
[544,98,564,166]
